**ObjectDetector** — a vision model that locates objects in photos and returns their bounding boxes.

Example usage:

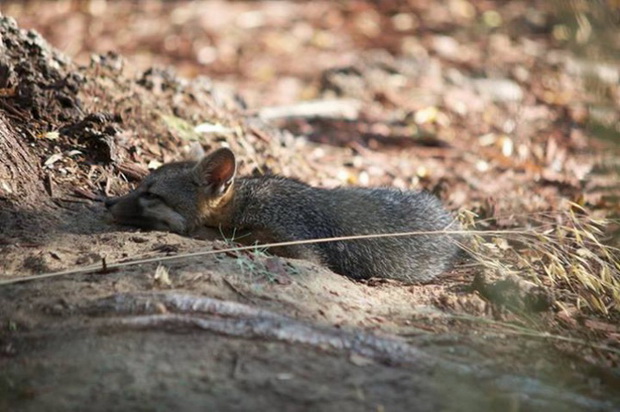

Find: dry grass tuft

[460,203,620,316]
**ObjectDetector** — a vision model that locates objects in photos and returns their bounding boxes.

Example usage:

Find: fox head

[105,148,237,234]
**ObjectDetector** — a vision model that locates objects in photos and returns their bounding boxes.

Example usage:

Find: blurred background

[2,0,620,135]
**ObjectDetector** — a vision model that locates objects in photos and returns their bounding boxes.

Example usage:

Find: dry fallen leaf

[37,131,60,140]
[44,153,63,167]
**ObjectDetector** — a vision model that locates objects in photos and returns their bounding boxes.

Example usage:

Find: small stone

[472,78,523,102]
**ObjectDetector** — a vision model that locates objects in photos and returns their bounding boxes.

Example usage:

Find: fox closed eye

[142,192,162,201]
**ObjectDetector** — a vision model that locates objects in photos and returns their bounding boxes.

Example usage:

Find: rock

[472,269,554,313]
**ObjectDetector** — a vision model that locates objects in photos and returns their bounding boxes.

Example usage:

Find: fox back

[106,148,460,282]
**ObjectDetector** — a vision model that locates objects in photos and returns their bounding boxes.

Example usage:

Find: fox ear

[193,148,236,196]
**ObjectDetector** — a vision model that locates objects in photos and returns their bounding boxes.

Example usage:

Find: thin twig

[0,228,544,286]
[255,99,362,120]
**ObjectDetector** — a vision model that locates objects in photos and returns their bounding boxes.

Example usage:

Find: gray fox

[105,148,460,282]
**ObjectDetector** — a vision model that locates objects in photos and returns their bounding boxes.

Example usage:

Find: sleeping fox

[105,148,460,282]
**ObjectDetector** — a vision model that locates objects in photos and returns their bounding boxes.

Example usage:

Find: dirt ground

[1,211,617,411]
[1,1,619,411]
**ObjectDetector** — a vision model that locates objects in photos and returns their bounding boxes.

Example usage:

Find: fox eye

[142,192,161,201]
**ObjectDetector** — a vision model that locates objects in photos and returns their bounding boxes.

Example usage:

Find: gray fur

[229,176,460,282]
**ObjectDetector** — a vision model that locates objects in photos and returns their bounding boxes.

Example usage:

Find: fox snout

[104,197,120,209]
[104,193,139,216]
[104,192,145,225]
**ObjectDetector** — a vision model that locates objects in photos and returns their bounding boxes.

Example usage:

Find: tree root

[87,292,444,370]
[83,292,613,411]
